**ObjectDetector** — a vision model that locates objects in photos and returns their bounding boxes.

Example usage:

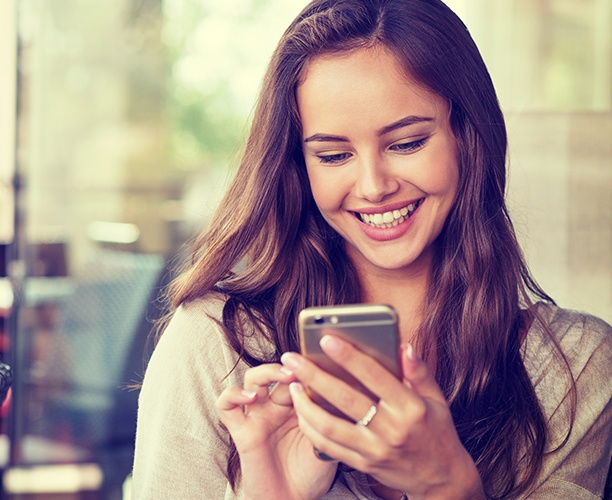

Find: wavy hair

[167,0,563,497]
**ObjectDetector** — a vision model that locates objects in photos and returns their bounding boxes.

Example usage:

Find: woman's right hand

[216,363,338,500]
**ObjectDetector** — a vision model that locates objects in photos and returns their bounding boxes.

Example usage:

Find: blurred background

[0,0,610,498]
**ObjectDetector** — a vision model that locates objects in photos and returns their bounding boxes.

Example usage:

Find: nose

[354,154,400,203]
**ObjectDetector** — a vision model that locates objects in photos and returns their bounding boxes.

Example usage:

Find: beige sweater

[131,297,612,499]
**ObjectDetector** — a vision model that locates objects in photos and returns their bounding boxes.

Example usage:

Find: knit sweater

[131,297,612,499]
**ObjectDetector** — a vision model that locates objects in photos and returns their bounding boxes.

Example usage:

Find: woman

[132,0,612,498]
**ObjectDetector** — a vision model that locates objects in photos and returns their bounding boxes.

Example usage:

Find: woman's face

[298,46,459,279]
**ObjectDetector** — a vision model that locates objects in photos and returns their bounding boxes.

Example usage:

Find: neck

[356,261,430,346]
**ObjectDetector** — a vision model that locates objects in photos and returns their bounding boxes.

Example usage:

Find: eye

[316,152,352,164]
[389,137,428,153]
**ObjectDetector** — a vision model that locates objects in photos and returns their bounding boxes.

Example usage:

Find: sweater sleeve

[131,298,244,499]
[130,297,371,499]
[524,307,612,499]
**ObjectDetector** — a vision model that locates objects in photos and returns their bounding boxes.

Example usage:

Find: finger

[268,379,293,406]
[316,336,445,427]
[318,335,406,404]
[281,351,375,423]
[215,386,257,429]
[289,382,374,467]
[243,363,296,403]
[401,343,446,405]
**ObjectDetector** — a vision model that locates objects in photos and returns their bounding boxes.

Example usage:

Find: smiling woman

[131,1,612,499]
[299,46,458,277]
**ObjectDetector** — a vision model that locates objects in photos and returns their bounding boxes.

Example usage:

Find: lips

[354,199,423,229]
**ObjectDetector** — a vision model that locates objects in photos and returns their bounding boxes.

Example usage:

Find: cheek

[306,167,345,211]
[418,149,459,198]
[432,164,459,197]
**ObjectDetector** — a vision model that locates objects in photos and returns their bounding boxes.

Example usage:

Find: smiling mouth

[354,199,423,229]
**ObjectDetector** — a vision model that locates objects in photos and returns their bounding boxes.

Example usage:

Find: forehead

[299,45,411,88]
[297,47,448,131]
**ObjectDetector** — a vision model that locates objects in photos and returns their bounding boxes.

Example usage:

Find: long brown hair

[168,0,563,497]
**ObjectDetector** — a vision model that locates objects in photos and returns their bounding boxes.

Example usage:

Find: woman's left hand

[281,336,486,500]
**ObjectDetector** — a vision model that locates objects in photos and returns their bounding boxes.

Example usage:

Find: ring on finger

[356,404,378,427]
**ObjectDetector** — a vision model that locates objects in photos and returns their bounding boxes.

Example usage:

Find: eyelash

[316,138,428,165]
[390,137,428,153]
[317,152,352,164]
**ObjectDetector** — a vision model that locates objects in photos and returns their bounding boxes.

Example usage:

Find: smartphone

[298,303,401,420]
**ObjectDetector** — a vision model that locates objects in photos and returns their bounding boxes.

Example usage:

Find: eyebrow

[303,115,434,143]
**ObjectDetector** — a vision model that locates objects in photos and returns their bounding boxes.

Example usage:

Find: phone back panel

[298,304,401,419]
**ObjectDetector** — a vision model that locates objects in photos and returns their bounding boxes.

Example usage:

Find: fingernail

[242,389,257,399]
[281,352,302,371]
[280,366,293,376]
[289,382,304,396]
[320,335,343,355]
[405,343,416,360]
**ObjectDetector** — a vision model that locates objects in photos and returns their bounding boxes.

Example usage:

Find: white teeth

[358,200,422,228]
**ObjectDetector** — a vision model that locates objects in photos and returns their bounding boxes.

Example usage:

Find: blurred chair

[34,249,166,498]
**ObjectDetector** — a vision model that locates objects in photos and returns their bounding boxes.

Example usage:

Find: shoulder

[139,294,240,414]
[523,303,612,412]
[532,302,611,345]
[142,292,278,402]
[523,302,612,384]
[157,293,228,353]
[164,292,227,338]
[159,293,276,363]
[149,294,233,377]
[543,302,610,340]
[147,293,265,391]
[522,304,612,497]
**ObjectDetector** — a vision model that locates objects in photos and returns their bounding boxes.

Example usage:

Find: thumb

[401,343,446,405]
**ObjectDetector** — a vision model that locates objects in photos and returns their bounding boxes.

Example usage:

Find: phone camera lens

[314,316,324,324]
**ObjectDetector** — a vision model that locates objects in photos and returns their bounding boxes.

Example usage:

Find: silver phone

[298,303,401,420]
